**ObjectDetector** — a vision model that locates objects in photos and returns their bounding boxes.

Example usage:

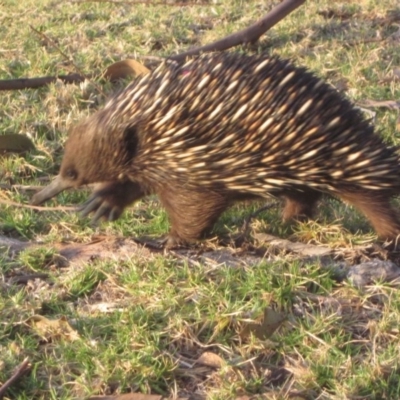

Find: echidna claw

[79,195,102,217]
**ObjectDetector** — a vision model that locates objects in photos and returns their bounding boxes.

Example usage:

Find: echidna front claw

[79,194,103,217]
[78,181,146,224]
[80,193,123,224]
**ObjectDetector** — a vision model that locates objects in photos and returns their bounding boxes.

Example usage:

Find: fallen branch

[0,358,31,399]
[169,0,306,61]
[0,74,86,90]
[0,0,305,91]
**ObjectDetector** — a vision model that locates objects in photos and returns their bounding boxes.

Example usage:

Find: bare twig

[169,0,306,61]
[70,0,213,4]
[0,358,31,399]
[241,202,280,234]
[345,38,385,46]
[168,249,203,267]
[11,273,50,284]
[0,184,44,192]
[0,74,86,90]
[0,198,76,212]
[30,26,74,67]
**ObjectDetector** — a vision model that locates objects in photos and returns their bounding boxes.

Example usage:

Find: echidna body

[32,53,400,246]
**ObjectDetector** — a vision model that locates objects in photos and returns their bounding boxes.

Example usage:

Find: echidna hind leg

[280,189,322,222]
[340,192,400,244]
[158,186,229,247]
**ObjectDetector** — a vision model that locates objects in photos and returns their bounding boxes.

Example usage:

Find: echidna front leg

[280,189,322,222]
[340,191,400,245]
[80,181,146,222]
[158,186,229,247]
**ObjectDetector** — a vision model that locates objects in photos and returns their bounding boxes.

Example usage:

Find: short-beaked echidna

[32,53,400,247]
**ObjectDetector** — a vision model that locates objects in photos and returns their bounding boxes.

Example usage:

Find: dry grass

[1,0,400,399]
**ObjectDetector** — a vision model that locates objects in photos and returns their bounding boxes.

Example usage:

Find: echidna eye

[65,168,77,180]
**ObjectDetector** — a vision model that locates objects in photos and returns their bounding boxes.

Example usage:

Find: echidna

[32,53,400,247]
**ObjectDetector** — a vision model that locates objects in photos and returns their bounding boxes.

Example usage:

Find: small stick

[169,0,306,61]
[29,25,87,79]
[0,74,86,90]
[29,25,105,95]
[70,0,213,4]
[0,184,45,192]
[0,358,31,399]
[0,199,76,212]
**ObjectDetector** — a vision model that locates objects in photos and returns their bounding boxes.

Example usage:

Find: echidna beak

[31,175,72,205]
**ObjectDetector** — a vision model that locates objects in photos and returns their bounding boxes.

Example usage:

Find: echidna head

[31,111,139,205]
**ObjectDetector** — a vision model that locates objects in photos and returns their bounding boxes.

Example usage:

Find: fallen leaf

[104,59,150,82]
[0,134,35,154]
[240,307,286,340]
[26,315,79,342]
[196,351,224,368]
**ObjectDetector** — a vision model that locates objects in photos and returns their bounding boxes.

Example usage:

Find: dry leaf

[104,59,150,82]
[26,315,79,342]
[240,307,286,340]
[196,351,224,368]
[0,134,35,154]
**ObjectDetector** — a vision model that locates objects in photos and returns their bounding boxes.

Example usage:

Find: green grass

[1,0,400,398]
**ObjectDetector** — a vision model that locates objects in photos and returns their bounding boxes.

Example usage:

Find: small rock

[347,260,400,287]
